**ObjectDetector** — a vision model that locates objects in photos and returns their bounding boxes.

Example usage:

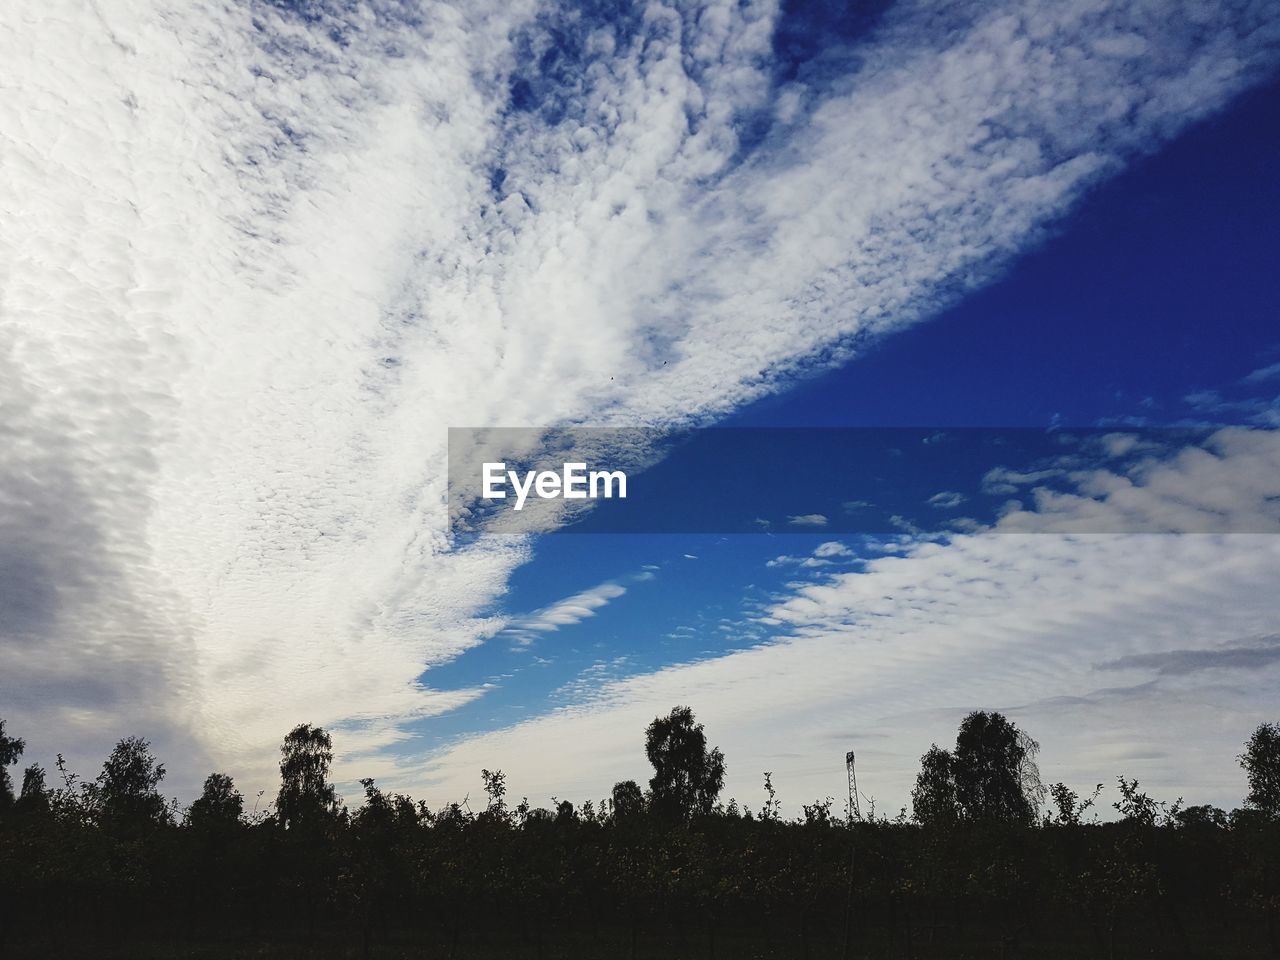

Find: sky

[1,0,1279,819]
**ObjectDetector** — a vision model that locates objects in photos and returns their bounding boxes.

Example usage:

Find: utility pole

[846,750,861,823]
[842,750,860,960]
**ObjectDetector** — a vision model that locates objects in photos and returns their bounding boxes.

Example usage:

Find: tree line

[1,708,1279,958]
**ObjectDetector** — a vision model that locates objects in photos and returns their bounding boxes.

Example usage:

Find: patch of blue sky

[409,58,1280,760]
[733,78,1280,430]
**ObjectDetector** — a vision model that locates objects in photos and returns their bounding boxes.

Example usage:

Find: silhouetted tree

[481,768,508,820]
[5,707,1280,957]
[911,745,958,825]
[1113,776,1181,826]
[761,771,781,820]
[1176,804,1227,829]
[911,712,1043,825]
[555,799,577,824]
[1241,721,1280,817]
[645,706,725,820]
[16,764,48,815]
[276,723,337,832]
[801,796,835,825]
[1045,781,1102,826]
[0,719,24,809]
[97,735,170,831]
[952,711,1043,824]
[354,778,417,833]
[611,779,644,818]
[188,772,243,830]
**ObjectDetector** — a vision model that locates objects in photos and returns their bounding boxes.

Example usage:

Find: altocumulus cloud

[1,0,1278,796]
[419,431,1280,814]
[501,580,630,649]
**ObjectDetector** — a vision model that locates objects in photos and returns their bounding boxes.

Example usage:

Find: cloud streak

[501,580,630,647]
[418,434,1280,814]
[1098,636,1280,676]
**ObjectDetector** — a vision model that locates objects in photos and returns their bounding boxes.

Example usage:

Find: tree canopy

[2,711,1280,958]
[0,718,23,809]
[644,705,725,820]
[276,723,337,831]
[97,735,169,832]
[1241,721,1280,817]
[188,772,244,830]
[911,710,1043,825]
[911,744,958,826]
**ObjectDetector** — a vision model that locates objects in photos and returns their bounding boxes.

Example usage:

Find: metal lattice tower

[845,751,861,822]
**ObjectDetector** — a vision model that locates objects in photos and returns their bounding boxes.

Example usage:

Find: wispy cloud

[788,514,829,528]
[767,540,853,568]
[418,435,1280,814]
[1098,636,1280,676]
[994,429,1280,533]
[502,581,630,648]
[1243,362,1280,384]
[813,542,853,558]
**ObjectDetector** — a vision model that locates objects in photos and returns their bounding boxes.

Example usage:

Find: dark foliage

[1,713,1279,958]
[912,711,1044,827]
[96,736,171,835]
[188,772,244,831]
[644,705,726,821]
[611,778,645,818]
[910,745,957,827]
[0,719,23,809]
[1241,721,1280,817]
[276,723,338,832]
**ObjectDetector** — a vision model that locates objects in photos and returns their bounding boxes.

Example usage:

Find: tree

[0,718,24,809]
[611,779,644,818]
[554,799,577,824]
[97,735,170,831]
[276,723,337,831]
[1112,776,1182,827]
[16,765,49,814]
[911,745,958,825]
[644,706,725,820]
[481,768,508,820]
[188,772,244,830]
[1045,781,1102,826]
[1240,721,1280,817]
[952,711,1043,824]
[912,711,1044,826]
[1175,804,1227,829]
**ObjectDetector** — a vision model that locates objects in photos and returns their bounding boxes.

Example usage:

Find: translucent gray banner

[447,426,1280,536]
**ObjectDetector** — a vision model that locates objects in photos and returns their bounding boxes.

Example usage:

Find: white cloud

[813,541,853,558]
[1243,361,1280,384]
[502,581,629,647]
[1,0,1277,799]
[788,514,829,528]
[1185,388,1280,426]
[983,466,1069,494]
[996,428,1280,533]
[767,540,853,567]
[927,491,966,509]
[415,432,1280,815]
[766,555,829,568]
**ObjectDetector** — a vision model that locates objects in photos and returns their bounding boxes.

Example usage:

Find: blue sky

[415,73,1280,798]
[2,0,1279,816]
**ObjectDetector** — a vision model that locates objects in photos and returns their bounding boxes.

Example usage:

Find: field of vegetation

[2,708,1279,958]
